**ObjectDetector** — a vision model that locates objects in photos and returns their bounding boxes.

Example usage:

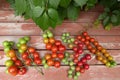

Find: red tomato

[54,61,60,68]
[84,40,90,45]
[75,66,80,72]
[22,52,29,60]
[57,53,64,59]
[82,32,88,36]
[45,53,51,60]
[55,40,61,46]
[49,38,55,44]
[90,38,95,42]
[34,58,42,65]
[33,52,39,58]
[11,57,17,61]
[80,68,85,73]
[90,48,96,53]
[15,60,22,66]
[73,58,79,63]
[73,47,78,52]
[97,45,102,51]
[58,45,66,52]
[8,65,18,76]
[76,35,82,40]
[47,59,54,66]
[51,45,58,52]
[85,36,90,40]
[46,43,52,50]
[81,38,85,42]
[25,58,32,66]
[28,47,35,53]
[18,67,27,75]
[8,50,16,58]
[77,61,83,66]
[74,40,79,45]
[87,45,92,50]
[51,52,58,58]
[93,41,99,46]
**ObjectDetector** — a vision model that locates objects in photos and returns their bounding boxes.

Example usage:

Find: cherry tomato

[74,40,79,45]
[84,40,90,45]
[101,59,107,64]
[101,48,106,53]
[20,44,27,51]
[74,58,79,63]
[85,36,90,40]
[57,53,64,59]
[90,38,95,42]
[80,68,85,73]
[47,59,54,66]
[83,64,89,70]
[22,52,29,60]
[82,32,88,36]
[87,45,92,50]
[18,67,27,75]
[74,53,79,58]
[93,41,99,46]
[11,57,17,61]
[85,54,91,60]
[54,61,60,68]
[46,43,52,50]
[77,61,83,66]
[81,38,85,42]
[90,48,96,53]
[51,45,58,52]
[96,56,103,61]
[34,58,42,65]
[76,35,82,40]
[45,53,51,60]
[49,38,55,44]
[55,40,61,46]
[15,60,22,67]
[43,38,49,44]
[8,50,16,58]
[33,52,39,58]
[8,65,18,76]
[25,58,32,66]
[75,66,80,72]
[58,45,66,52]
[51,52,57,58]
[97,45,102,51]
[81,58,87,63]
[28,47,35,53]
[73,47,78,52]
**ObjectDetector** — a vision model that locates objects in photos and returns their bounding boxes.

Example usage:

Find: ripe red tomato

[51,45,58,52]
[54,61,60,68]
[90,38,95,42]
[58,45,66,52]
[90,48,96,53]
[81,38,86,42]
[74,40,79,45]
[55,40,61,46]
[80,68,85,73]
[57,53,64,59]
[81,58,87,63]
[51,52,58,58]
[47,59,54,66]
[11,57,17,61]
[28,47,35,53]
[74,53,79,58]
[93,41,99,46]
[83,64,89,70]
[15,60,22,67]
[76,35,82,40]
[8,50,16,58]
[18,67,27,75]
[82,32,88,36]
[85,36,90,40]
[34,58,42,65]
[85,54,91,60]
[75,66,80,72]
[49,38,55,44]
[45,53,51,60]
[84,40,90,45]
[77,61,83,66]
[22,52,29,60]
[33,52,39,58]
[97,45,102,51]
[73,47,78,52]
[25,58,32,66]
[8,65,18,76]
[73,58,79,63]
[46,43,52,50]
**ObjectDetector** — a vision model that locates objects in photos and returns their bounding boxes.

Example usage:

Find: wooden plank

[0,66,119,80]
[0,50,119,65]
[0,36,120,49]
[0,23,120,36]
[0,10,101,23]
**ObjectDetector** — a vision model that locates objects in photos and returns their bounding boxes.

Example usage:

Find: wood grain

[0,50,120,65]
[0,66,119,80]
[0,36,120,49]
[0,23,120,36]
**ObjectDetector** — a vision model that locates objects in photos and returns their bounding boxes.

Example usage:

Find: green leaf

[37,12,50,31]
[49,0,60,8]
[60,0,71,8]
[74,0,88,8]
[32,6,44,18]
[67,5,80,20]
[98,12,108,20]
[15,0,27,15]
[33,0,44,6]
[111,15,118,24]
[48,8,59,22]
[103,16,110,26]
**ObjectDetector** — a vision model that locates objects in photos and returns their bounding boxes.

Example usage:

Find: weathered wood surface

[0,66,120,80]
[0,0,120,80]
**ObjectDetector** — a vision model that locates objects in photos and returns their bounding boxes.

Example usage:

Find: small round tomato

[57,53,64,59]
[74,40,79,45]
[82,32,88,36]
[51,52,57,58]
[85,36,90,40]
[18,67,27,75]
[11,57,17,61]
[85,54,91,60]
[90,38,95,42]
[93,41,99,46]
[45,53,51,60]
[55,40,61,46]
[49,38,55,44]
[33,52,39,58]
[80,68,85,73]
[20,44,27,51]
[15,60,22,67]
[51,45,58,52]
[43,38,49,44]
[75,66,80,72]
[77,61,83,66]
[8,50,16,58]
[97,45,102,51]
[28,47,35,53]
[58,45,66,52]
[5,60,14,67]
[90,48,96,53]
[8,65,18,76]
[83,64,89,70]
[73,47,78,52]
[84,40,90,45]
[76,35,82,40]
[54,61,60,68]
[47,59,54,66]
[74,53,79,58]
[81,58,87,63]
[25,58,32,66]
[34,58,42,65]
[81,38,85,42]
[46,43,52,50]
[96,56,103,61]
[22,52,29,60]
[87,45,92,50]
[73,58,79,63]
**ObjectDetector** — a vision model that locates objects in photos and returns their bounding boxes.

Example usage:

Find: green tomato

[46,30,51,34]
[70,66,75,70]
[4,47,11,53]
[5,60,14,67]
[62,33,66,37]
[67,39,71,44]
[19,38,27,44]
[9,41,14,46]
[16,43,21,48]
[44,64,49,69]
[76,72,80,76]
[5,69,9,74]
[69,61,74,66]
[105,62,111,67]
[65,61,69,65]
[61,36,65,40]
[42,58,46,64]
[68,69,73,74]
[63,39,67,43]
[2,41,10,47]
[62,59,66,63]
[42,33,48,38]
[65,52,70,57]
[24,36,30,41]
[18,49,24,53]
[66,33,70,37]
[71,38,75,42]
[47,33,53,38]
[68,74,73,78]
[6,53,10,57]
[74,75,78,80]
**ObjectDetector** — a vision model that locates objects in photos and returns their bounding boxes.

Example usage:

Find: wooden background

[0,0,120,80]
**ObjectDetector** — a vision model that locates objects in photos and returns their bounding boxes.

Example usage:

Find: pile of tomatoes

[2,30,116,80]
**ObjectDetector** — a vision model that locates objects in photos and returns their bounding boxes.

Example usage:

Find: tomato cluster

[42,30,66,68]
